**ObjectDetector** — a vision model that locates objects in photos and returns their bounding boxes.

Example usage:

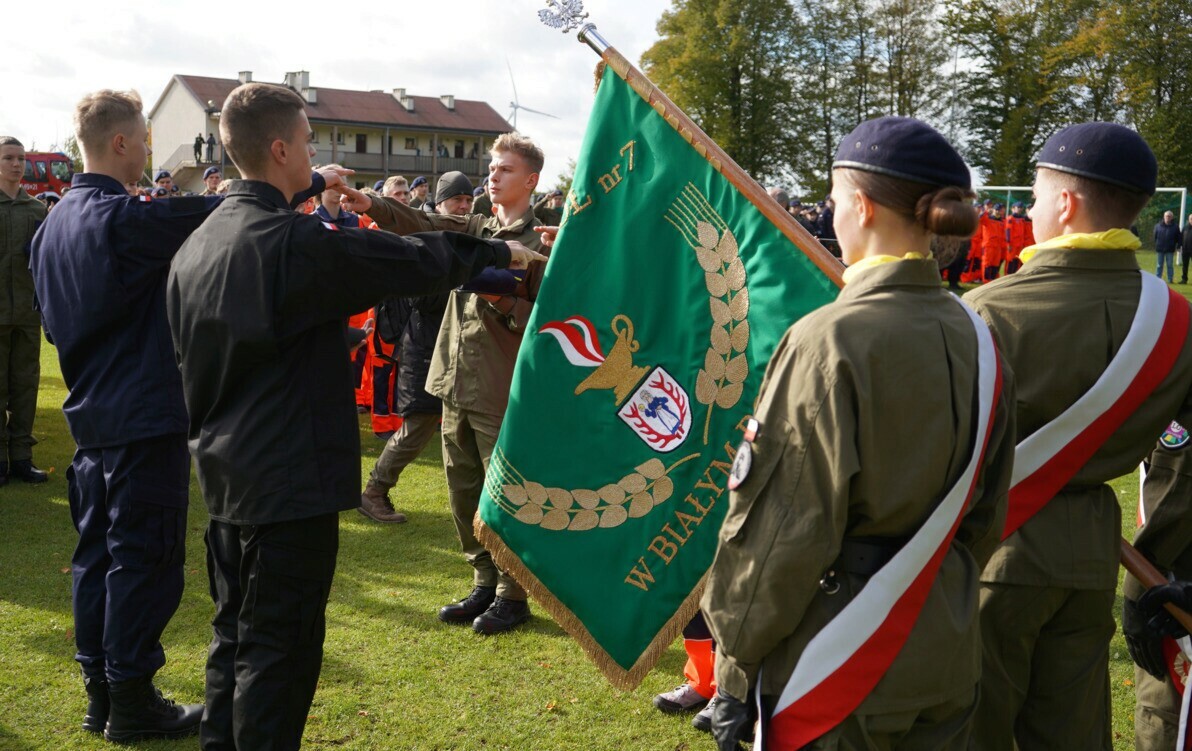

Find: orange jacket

[979,214,1006,266]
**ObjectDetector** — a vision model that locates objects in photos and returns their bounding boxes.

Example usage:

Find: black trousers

[70,433,189,683]
[202,513,338,751]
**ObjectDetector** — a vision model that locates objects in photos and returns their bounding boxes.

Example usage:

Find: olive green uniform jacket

[364,197,546,415]
[964,248,1192,590]
[0,187,46,327]
[703,260,1016,714]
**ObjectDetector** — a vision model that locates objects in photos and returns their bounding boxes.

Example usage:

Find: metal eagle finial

[539,0,589,32]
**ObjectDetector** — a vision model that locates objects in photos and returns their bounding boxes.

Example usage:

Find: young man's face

[487,149,538,207]
[437,193,473,216]
[205,172,221,191]
[0,145,24,185]
[413,183,428,199]
[384,183,411,205]
[280,112,315,189]
[1028,169,1062,243]
[156,176,173,190]
[125,118,152,183]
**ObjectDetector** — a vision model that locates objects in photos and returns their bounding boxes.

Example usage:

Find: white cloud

[0,0,673,186]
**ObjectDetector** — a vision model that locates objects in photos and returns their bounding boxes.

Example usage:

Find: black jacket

[166,180,510,524]
[1154,220,1181,253]
[395,291,450,416]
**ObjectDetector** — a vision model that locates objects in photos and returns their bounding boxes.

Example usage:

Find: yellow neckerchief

[841,252,927,285]
[1019,228,1140,265]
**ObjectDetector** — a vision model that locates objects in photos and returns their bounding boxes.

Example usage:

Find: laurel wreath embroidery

[488,450,699,531]
[665,184,750,443]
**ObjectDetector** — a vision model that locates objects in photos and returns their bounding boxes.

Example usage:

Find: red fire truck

[20,152,74,197]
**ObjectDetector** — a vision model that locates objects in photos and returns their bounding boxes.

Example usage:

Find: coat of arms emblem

[540,314,691,452]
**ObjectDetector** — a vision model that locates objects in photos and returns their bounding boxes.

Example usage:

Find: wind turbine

[506,58,559,130]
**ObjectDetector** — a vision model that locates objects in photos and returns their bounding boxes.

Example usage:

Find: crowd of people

[2,78,1190,751]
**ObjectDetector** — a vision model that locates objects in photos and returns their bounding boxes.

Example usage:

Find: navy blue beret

[833,116,970,189]
[154,170,171,182]
[411,176,428,188]
[203,166,221,179]
[373,180,385,191]
[1036,123,1155,194]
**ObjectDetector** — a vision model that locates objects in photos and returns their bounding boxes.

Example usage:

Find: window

[33,161,46,180]
[454,140,464,158]
[356,134,367,153]
[335,131,345,145]
[50,160,72,181]
[311,131,320,144]
[404,137,416,150]
[23,161,34,181]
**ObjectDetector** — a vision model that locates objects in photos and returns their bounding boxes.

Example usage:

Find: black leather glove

[1138,580,1192,640]
[1123,597,1167,680]
[711,689,757,751]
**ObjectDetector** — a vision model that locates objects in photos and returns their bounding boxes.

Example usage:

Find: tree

[642,0,802,180]
[555,158,577,198]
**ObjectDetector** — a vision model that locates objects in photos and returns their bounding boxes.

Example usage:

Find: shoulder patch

[321,221,339,232]
[1160,420,1189,449]
[137,195,152,203]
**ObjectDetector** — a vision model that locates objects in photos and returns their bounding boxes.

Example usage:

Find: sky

[0,0,675,189]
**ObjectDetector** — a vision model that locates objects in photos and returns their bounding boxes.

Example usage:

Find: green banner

[477,66,840,688]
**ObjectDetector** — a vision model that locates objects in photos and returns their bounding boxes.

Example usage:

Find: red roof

[167,75,512,134]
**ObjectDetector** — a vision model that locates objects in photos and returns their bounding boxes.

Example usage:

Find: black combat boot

[438,585,496,624]
[472,597,531,635]
[104,677,202,743]
[10,459,48,484]
[82,675,109,733]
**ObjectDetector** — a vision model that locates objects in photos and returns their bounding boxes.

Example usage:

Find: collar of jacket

[483,205,537,237]
[226,179,291,210]
[70,173,127,195]
[838,256,940,300]
[841,252,928,285]
[1019,228,1139,265]
[0,186,37,205]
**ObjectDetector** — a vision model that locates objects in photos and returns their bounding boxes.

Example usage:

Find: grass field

[0,258,1187,751]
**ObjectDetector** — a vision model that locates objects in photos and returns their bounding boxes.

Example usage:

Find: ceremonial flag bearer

[964,122,1192,751]
[703,117,1016,751]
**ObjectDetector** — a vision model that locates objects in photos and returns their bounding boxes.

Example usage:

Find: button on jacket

[167,180,511,525]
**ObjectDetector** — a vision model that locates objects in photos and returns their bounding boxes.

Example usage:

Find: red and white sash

[1003,272,1190,540]
[759,304,1001,750]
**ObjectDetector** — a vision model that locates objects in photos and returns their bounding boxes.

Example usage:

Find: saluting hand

[317,166,355,193]
[532,225,560,249]
[337,186,373,214]
[506,241,547,270]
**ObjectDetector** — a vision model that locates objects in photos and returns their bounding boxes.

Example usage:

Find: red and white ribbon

[1004,271,1189,539]
[759,303,1001,750]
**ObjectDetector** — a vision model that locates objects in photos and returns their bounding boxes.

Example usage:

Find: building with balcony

[148,70,513,194]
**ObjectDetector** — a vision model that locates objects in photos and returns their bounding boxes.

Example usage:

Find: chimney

[440,94,455,111]
[284,70,310,91]
[238,70,253,84]
[302,87,318,104]
[400,96,415,113]
[391,88,406,102]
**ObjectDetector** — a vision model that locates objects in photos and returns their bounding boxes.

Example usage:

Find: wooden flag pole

[1120,538,1192,633]
[574,23,845,287]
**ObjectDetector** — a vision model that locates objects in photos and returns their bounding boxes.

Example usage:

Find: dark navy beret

[203,166,221,179]
[154,170,171,181]
[411,176,428,188]
[373,180,385,191]
[833,116,970,189]
[1036,123,1156,194]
